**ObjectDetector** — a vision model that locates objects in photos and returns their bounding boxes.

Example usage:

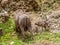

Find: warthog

[35,18,49,31]
[14,14,33,39]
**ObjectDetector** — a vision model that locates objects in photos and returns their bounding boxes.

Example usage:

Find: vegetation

[0,19,60,45]
[0,0,60,45]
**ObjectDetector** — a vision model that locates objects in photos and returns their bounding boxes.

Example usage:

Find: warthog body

[14,14,33,39]
[35,21,46,28]
[35,18,49,31]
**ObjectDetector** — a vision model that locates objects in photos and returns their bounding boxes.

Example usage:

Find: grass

[56,0,60,2]
[0,19,60,45]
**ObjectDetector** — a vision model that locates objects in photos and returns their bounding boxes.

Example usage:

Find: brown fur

[14,14,33,39]
[35,20,49,31]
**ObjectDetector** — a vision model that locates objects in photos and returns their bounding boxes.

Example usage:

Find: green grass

[0,19,60,45]
[55,0,60,3]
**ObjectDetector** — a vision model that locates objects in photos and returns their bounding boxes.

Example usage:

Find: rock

[0,10,10,23]
[47,10,60,33]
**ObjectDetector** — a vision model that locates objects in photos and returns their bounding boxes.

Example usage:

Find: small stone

[10,41,14,45]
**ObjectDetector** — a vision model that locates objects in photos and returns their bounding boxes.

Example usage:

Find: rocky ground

[28,42,60,45]
[0,0,60,45]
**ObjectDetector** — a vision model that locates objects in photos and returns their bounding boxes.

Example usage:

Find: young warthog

[35,18,49,31]
[14,14,33,39]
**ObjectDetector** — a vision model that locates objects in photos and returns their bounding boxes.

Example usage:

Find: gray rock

[46,10,60,33]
